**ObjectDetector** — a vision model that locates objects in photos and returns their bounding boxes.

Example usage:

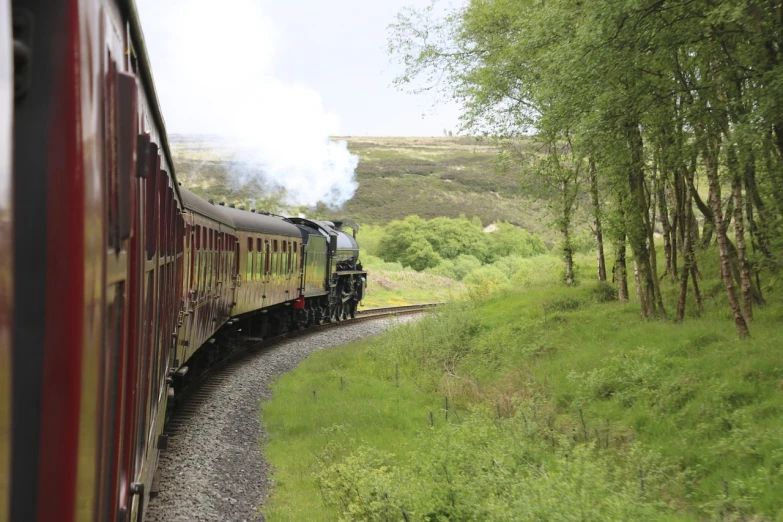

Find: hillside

[262,252,783,521]
[169,135,558,242]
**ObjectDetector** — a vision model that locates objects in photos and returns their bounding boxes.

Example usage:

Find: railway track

[172,303,443,408]
[148,307,432,519]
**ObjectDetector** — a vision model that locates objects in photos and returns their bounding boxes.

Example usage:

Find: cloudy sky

[136,0,462,137]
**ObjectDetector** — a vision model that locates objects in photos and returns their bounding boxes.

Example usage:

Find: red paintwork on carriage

[7,0,184,520]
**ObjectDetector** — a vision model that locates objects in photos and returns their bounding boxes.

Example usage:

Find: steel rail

[168,303,439,414]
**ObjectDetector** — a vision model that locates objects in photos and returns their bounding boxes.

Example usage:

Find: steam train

[1,1,366,521]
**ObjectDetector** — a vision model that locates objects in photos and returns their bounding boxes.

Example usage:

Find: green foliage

[426,254,482,281]
[376,215,547,271]
[361,254,405,273]
[462,264,509,289]
[591,282,619,303]
[317,409,672,521]
[264,270,783,521]
[404,239,442,271]
[377,215,491,265]
[485,221,548,261]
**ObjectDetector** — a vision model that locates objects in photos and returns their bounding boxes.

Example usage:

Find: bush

[486,221,548,261]
[376,215,547,271]
[404,239,442,271]
[317,408,672,521]
[362,254,405,272]
[463,265,509,289]
[428,254,483,281]
[592,282,618,303]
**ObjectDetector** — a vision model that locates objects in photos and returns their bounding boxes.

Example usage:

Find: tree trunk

[625,121,658,318]
[690,262,704,316]
[633,260,645,313]
[744,148,774,267]
[705,143,750,338]
[657,167,674,282]
[561,179,575,287]
[676,168,703,321]
[676,172,693,322]
[589,159,607,282]
[615,235,629,303]
[563,240,575,286]
[646,181,667,319]
[731,177,753,322]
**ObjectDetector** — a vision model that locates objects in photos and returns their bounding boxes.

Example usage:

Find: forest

[387,0,783,337]
[258,2,783,520]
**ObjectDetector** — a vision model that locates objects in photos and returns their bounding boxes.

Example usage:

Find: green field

[261,252,783,521]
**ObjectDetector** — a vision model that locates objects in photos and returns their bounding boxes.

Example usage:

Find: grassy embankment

[262,252,783,521]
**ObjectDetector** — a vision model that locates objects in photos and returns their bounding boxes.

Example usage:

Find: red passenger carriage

[1,1,366,521]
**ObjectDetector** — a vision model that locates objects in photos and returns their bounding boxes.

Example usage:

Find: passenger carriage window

[255,238,263,279]
[208,230,213,291]
[194,225,201,296]
[187,224,194,293]
[145,148,159,260]
[272,240,279,276]
[234,237,240,276]
[247,237,254,281]
[216,232,222,283]
[264,241,270,275]
[293,242,298,272]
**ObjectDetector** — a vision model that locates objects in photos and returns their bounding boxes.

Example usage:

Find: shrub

[486,221,548,261]
[463,265,509,288]
[542,296,584,314]
[592,282,618,303]
[316,408,672,521]
[376,215,547,270]
[404,239,442,271]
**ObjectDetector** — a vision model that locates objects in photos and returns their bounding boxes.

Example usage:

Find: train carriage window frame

[272,240,279,277]
[145,147,159,260]
[234,237,240,278]
[194,225,201,297]
[186,224,193,293]
[254,238,262,281]
[216,232,222,285]
[264,240,270,277]
[293,242,298,273]
[246,237,254,281]
[207,229,213,292]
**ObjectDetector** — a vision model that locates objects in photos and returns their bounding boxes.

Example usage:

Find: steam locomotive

[1,1,365,521]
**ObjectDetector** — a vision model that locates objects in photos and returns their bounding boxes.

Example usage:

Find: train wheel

[349,302,357,319]
[335,304,343,322]
[316,307,325,325]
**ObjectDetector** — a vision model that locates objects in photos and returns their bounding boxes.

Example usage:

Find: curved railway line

[147,304,438,520]
[170,303,441,410]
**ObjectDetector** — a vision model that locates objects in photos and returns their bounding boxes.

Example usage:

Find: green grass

[261,252,783,521]
[262,338,443,521]
[359,254,465,308]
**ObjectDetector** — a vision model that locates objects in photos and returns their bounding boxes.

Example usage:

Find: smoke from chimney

[136,0,359,208]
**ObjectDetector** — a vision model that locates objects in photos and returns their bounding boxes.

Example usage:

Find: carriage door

[99,49,139,521]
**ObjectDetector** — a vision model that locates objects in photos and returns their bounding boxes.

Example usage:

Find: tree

[389,0,783,336]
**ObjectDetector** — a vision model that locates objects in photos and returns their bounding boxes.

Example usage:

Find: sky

[136,0,462,137]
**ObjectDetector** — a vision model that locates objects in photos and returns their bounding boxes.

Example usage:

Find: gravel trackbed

[146,316,420,522]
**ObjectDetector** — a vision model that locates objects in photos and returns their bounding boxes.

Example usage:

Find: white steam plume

[137,0,358,208]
